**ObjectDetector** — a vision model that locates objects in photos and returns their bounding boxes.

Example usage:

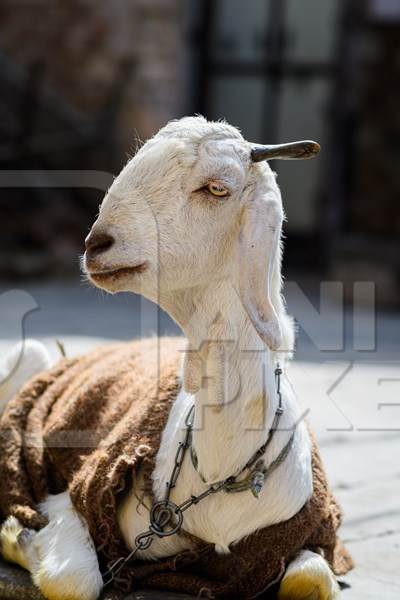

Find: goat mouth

[88,262,148,282]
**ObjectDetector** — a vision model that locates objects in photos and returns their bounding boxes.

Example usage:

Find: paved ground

[1,278,399,362]
[0,280,399,599]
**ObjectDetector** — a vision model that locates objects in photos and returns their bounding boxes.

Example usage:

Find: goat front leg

[278,550,340,600]
[0,492,103,600]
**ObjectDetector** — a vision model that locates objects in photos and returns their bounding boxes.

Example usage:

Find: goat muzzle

[85,231,115,260]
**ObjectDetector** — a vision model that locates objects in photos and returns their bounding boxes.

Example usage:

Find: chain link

[102,530,154,586]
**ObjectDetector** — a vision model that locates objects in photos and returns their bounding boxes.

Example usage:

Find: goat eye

[206,181,229,197]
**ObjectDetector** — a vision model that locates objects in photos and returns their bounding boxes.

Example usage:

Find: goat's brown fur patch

[0,338,353,598]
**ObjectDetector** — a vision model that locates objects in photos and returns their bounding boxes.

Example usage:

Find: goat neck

[160,278,280,484]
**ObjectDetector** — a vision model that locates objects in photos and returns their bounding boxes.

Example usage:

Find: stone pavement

[0,278,398,362]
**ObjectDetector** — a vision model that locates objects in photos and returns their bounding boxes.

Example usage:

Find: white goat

[0,116,340,600]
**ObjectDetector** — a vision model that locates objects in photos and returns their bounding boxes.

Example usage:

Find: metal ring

[150,500,183,537]
[135,531,153,550]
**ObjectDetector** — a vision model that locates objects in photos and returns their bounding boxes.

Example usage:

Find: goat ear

[237,191,283,351]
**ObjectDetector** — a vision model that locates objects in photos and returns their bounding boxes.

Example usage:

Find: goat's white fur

[0,339,51,416]
[0,117,339,599]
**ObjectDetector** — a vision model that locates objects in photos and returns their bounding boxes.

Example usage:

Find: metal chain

[240,365,284,472]
[103,365,289,586]
[102,530,153,586]
[163,404,195,503]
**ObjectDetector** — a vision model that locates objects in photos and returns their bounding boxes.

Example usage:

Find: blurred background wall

[0,0,399,305]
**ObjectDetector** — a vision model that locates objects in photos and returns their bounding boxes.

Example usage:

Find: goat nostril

[85,232,115,257]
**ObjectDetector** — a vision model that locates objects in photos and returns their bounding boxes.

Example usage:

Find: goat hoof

[0,516,34,571]
[278,550,340,600]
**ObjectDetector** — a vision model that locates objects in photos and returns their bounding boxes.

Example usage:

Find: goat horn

[251,140,321,162]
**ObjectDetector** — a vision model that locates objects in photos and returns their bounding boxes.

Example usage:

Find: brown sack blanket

[0,338,353,598]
